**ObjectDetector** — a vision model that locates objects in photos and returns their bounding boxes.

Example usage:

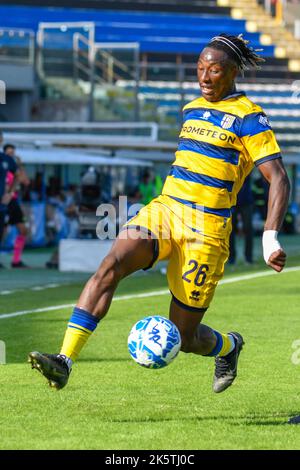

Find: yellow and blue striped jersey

[161,92,281,238]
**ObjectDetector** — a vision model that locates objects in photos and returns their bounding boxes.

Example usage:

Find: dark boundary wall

[0,0,231,15]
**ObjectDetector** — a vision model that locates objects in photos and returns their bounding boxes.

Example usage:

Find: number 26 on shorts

[182,260,209,287]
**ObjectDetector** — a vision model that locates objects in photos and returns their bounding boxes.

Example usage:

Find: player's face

[197,47,238,102]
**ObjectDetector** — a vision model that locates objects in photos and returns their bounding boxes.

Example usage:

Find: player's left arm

[8,169,21,193]
[257,158,290,272]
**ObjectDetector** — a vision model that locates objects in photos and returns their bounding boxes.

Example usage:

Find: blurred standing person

[229,175,254,265]
[0,137,19,268]
[3,144,30,268]
[138,170,156,206]
[253,175,269,222]
[154,174,163,196]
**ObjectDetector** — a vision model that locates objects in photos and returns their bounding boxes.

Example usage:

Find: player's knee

[94,254,122,288]
[20,226,27,236]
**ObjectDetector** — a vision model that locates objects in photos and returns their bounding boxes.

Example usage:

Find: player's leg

[29,228,156,389]
[0,210,6,268]
[11,222,27,267]
[57,199,170,361]
[169,299,215,355]
[75,230,156,318]
[168,233,244,393]
[169,298,238,357]
[9,200,28,268]
[29,198,171,389]
[169,299,244,393]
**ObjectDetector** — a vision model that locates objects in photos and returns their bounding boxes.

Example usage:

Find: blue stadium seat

[0,5,275,56]
[119,80,300,126]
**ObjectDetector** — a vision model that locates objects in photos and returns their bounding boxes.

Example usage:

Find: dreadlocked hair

[207,33,265,75]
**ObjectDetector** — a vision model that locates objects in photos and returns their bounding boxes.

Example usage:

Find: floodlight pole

[88,44,96,122]
[36,27,44,79]
[134,46,140,122]
[178,63,185,121]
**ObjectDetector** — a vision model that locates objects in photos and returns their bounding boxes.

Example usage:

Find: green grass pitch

[1,254,300,449]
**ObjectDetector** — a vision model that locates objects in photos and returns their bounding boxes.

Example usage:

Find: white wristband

[262,230,281,264]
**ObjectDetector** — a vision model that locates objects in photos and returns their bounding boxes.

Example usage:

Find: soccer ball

[127,315,181,369]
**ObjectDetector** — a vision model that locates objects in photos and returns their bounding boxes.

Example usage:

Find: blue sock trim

[204,330,223,357]
[69,307,100,332]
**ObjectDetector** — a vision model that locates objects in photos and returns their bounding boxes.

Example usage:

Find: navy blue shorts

[6,199,25,226]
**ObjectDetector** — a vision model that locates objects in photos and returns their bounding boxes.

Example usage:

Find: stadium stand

[0,0,232,15]
[0,2,299,138]
[226,0,300,61]
[0,2,298,86]
[0,0,297,120]
[116,80,300,142]
[0,5,274,55]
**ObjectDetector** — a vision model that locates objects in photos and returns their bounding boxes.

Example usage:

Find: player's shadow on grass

[6,355,131,364]
[245,420,289,426]
[107,413,294,425]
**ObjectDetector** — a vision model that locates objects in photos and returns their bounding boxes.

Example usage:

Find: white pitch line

[0,303,75,320]
[219,265,300,285]
[0,266,299,321]
[30,284,60,291]
[0,282,65,296]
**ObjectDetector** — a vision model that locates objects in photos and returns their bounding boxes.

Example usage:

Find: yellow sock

[218,332,235,357]
[205,330,235,357]
[60,307,99,362]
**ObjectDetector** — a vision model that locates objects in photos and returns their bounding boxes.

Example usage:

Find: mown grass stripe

[0,266,299,320]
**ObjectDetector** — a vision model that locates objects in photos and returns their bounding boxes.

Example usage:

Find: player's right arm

[257,158,290,272]
[1,156,20,205]
[15,155,30,186]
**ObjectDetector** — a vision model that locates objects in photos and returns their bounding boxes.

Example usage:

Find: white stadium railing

[0,121,158,138]
[1,121,159,142]
[0,27,35,64]
[117,80,300,93]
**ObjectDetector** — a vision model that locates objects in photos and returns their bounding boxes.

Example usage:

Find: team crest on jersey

[1,161,8,170]
[202,111,211,120]
[221,114,236,129]
[259,114,270,127]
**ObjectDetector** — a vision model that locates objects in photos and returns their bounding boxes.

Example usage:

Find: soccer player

[29,34,290,392]
[0,139,19,268]
[3,144,30,268]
